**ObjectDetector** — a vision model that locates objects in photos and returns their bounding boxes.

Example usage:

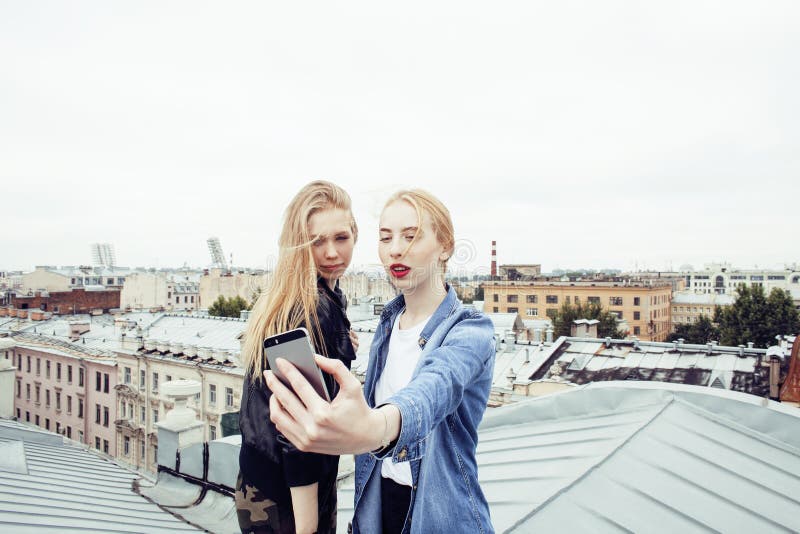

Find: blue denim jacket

[352,285,496,533]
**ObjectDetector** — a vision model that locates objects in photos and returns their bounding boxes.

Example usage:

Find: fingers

[314,355,360,394]
[263,368,314,426]
[273,358,329,414]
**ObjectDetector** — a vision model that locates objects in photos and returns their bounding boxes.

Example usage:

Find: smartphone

[264,327,331,402]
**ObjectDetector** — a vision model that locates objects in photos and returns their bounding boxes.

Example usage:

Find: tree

[667,315,720,344]
[208,295,251,318]
[552,301,626,339]
[715,285,800,348]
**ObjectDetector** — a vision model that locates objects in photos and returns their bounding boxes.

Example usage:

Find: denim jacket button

[398,448,407,460]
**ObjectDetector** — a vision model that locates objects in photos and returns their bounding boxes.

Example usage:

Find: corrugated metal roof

[335,382,800,532]
[145,314,246,354]
[0,419,199,533]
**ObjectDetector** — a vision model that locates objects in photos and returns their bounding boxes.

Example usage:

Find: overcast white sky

[2,1,799,274]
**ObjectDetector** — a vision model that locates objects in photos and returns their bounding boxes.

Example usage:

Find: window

[184,296,188,303]
[610,311,623,319]
[545,309,558,318]
[56,392,61,411]
[36,358,40,375]
[175,296,179,304]
[96,372,102,391]
[493,307,498,313]
[35,385,40,404]
[140,369,146,390]
[26,384,30,400]
[507,295,518,303]
[124,367,131,384]
[507,307,518,313]
[140,406,146,424]
[140,440,145,459]
[104,373,109,393]
[545,295,558,304]
[95,404,101,424]
[103,440,109,454]
[191,296,195,303]
[633,297,641,306]
[35,415,40,426]
[492,294,498,302]
[78,398,84,418]
[103,406,109,427]
[120,401,126,418]
[68,365,73,383]
[166,375,172,383]
[751,275,764,281]
[79,430,84,443]
[226,387,234,408]
[27,356,30,373]
[209,384,217,405]
[17,354,21,369]
[124,436,130,456]
[152,372,159,392]
[633,326,641,335]
[588,296,600,304]
[25,411,30,422]
[56,362,61,381]
[634,311,640,321]
[107,278,114,285]
[609,297,623,306]
[526,295,538,303]
[210,425,217,441]
[79,367,84,387]
[67,426,72,439]
[56,422,61,434]
[153,409,159,423]
[45,418,50,430]
[565,296,571,305]
[46,389,50,407]
[526,308,538,316]
[95,437,101,449]
[67,395,72,414]
[16,408,20,419]
[46,361,51,378]
[768,275,786,280]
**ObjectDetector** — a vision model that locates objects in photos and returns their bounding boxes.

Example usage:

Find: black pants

[380,476,412,534]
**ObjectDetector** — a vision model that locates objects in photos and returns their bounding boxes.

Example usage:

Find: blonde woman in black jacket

[237,181,358,534]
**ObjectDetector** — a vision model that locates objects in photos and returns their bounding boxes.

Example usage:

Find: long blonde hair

[242,181,358,379]
[384,189,455,271]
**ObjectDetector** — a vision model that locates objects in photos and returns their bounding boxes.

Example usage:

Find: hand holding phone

[264,328,331,402]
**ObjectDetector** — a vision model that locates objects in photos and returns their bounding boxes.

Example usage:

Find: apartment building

[671,291,734,328]
[19,265,132,293]
[9,335,117,454]
[122,271,200,312]
[113,314,246,472]
[684,263,800,301]
[483,279,673,341]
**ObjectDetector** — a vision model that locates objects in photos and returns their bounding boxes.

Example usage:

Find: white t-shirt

[374,311,431,486]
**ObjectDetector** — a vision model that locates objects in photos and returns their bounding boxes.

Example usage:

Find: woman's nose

[324,240,338,259]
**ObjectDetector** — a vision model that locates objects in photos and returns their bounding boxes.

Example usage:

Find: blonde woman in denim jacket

[266,190,496,533]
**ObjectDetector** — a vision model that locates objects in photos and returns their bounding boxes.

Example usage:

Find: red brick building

[10,288,120,315]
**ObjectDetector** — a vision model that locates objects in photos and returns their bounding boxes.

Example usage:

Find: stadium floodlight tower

[91,243,116,269]
[207,237,228,271]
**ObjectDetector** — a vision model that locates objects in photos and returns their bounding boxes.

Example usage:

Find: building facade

[670,291,734,328]
[10,338,117,454]
[683,263,800,302]
[483,279,673,341]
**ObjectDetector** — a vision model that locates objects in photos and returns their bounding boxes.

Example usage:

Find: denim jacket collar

[379,284,458,349]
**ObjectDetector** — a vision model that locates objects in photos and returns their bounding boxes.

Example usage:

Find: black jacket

[239,278,357,489]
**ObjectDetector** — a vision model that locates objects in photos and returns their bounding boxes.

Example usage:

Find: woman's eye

[379,236,391,243]
[404,234,415,241]
[312,239,324,247]
[336,235,350,241]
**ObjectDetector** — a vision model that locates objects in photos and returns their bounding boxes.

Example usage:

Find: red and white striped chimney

[491,240,497,278]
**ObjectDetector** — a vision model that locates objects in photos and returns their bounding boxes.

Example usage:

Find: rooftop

[0,418,201,533]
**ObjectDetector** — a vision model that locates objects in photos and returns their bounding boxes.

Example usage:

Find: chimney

[504,331,516,352]
[491,241,497,278]
[533,328,542,343]
[738,344,745,357]
[156,380,204,471]
[545,327,554,343]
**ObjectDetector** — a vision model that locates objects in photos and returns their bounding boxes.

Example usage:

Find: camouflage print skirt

[236,470,338,534]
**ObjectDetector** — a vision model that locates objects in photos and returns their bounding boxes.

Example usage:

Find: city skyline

[2,2,799,272]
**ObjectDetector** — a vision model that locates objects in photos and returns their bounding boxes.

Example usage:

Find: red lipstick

[389,263,411,279]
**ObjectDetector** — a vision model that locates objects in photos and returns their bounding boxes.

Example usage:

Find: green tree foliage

[715,285,800,347]
[666,315,720,344]
[552,301,627,339]
[208,295,251,318]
